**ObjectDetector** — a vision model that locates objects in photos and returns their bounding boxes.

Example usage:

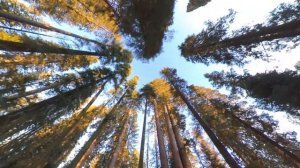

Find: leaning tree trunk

[194,130,225,168]
[66,87,129,168]
[2,78,72,101]
[153,99,169,168]
[0,80,104,167]
[168,106,192,168]
[107,117,129,168]
[0,39,100,56]
[75,139,98,168]
[207,19,300,50]
[0,79,100,141]
[0,11,104,46]
[170,83,239,168]
[163,105,183,168]
[0,25,68,40]
[138,99,148,168]
[44,82,109,167]
[227,108,300,167]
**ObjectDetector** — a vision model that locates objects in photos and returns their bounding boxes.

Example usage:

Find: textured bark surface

[154,100,168,168]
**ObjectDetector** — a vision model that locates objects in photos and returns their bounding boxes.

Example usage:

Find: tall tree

[180,1,300,66]
[138,99,148,168]
[0,82,105,167]
[205,70,300,116]
[189,85,300,167]
[161,67,239,168]
[107,114,130,168]
[0,11,107,45]
[153,99,169,168]
[66,76,139,168]
[192,128,226,167]
[168,106,193,168]
[163,105,183,168]
[24,0,120,40]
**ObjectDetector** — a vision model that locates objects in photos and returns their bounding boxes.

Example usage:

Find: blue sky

[13,0,300,163]
[128,0,300,140]
[129,0,299,90]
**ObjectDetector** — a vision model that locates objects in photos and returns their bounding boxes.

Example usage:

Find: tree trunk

[146,124,150,168]
[168,106,192,168]
[0,80,99,140]
[190,138,204,166]
[207,19,300,50]
[194,130,225,168]
[163,105,183,168]
[228,109,300,167]
[75,139,98,168]
[66,87,129,168]
[0,11,104,46]
[153,99,168,168]
[103,0,120,20]
[107,117,129,168]
[3,79,69,101]
[0,25,68,40]
[0,81,104,167]
[0,39,100,56]
[170,84,239,168]
[138,99,148,168]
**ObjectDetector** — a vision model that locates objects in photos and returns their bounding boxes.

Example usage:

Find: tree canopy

[0,0,300,167]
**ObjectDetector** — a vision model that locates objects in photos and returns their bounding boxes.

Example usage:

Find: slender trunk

[75,139,98,168]
[0,39,100,56]
[194,130,225,168]
[3,79,69,101]
[190,138,204,166]
[0,11,104,46]
[146,124,150,168]
[0,25,70,41]
[0,80,98,137]
[0,77,109,165]
[138,99,148,168]
[108,117,129,168]
[163,105,183,168]
[168,106,192,168]
[153,99,168,168]
[154,131,159,168]
[103,0,120,20]
[228,109,300,167]
[66,87,128,168]
[170,84,239,168]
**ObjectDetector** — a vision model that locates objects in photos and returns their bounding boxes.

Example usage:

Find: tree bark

[3,79,69,101]
[194,130,225,168]
[0,11,104,46]
[228,109,300,167]
[66,87,128,168]
[153,99,168,168]
[203,19,300,50]
[168,106,192,168]
[75,139,98,168]
[0,39,100,56]
[138,99,148,168]
[107,117,129,168]
[163,105,183,168]
[0,25,68,40]
[0,81,104,167]
[170,84,239,168]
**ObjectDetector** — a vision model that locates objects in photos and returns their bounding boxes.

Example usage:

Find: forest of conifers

[0,0,300,167]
